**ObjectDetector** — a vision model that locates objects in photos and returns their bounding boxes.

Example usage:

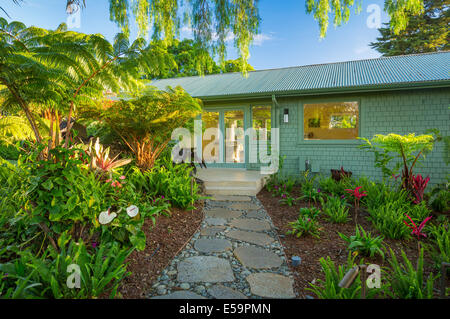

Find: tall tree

[370,0,449,56]
[0,19,172,149]
[151,39,221,79]
[149,39,254,79]
[38,0,429,72]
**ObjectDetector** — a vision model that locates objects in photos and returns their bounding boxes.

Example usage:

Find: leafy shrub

[319,194,350,223]
[339,225,385,258]
[307,253,380,299]
[318,176,352,197]
[279,193,296,206]
[426,223,450,271]
[384,248,436,299]
[299,207,321,219]
[368,202,411,239]
[0,142,20,160]
[407,201,432,222]
[0,235,132,299]
[286,215,321,238]
[85,120,118,146]
[428,180,450,212]
[128,158,200,209]
[361,182,409,211]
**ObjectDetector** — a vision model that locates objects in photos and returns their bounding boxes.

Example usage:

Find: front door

[201,108,246,168]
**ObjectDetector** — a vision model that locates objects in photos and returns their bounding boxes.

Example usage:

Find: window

[303,101,359,140]
[252,105,271,141]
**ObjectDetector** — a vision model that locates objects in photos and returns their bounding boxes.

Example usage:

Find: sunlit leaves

[385,0,424,35]
[107,0,260,74]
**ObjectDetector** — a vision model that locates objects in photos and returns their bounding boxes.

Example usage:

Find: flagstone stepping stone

[200,226,226,236]
[225,230,274,246]
[207,284,248,299]
[229,203,261,211]
[151,291,206,299]
[205,217,227,226]
[246,273,295,299]
[229,218,271,232]
[233,246,283,269]
[212,195,252,202]
[177,256,234,283]
[205,208,242,219]
[194,238,232,253]
[245,210,267,219]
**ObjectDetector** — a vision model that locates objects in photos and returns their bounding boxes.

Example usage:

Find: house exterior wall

[201,87,449,185]
[275,87,449,185]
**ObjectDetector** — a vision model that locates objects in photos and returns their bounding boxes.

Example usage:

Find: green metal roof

[150,51,450,100]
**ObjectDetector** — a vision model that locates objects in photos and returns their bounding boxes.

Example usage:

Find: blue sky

[1,0,390,70]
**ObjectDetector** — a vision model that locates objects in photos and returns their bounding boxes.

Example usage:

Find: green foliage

[279,193,296,206]
[128,157,200,209]
[428,180,450,212]
[0,236,132,299]
[0,141,20,160]
[339,225,385,258]
[107,0,260,74]
[299,207,321,219]
[85,121,118,146]
[319,194,350,223]
[385,248,436,299]
[360,179,406,210]
[371,0,449,56]
[307,253,380,299]
[359,133,435,182]
[368,201,412,239]
[0,116,34,143]
[426,223,450,271]
[287,215,321,239]
[85,86,202,170]
[318,176,352,197]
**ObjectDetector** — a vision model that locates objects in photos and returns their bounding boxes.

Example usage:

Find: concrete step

[204,180,263,188]
[195,168,271,196]
[204,185,262,196]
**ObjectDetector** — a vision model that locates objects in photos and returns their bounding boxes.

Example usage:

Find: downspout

[272,94,280,128]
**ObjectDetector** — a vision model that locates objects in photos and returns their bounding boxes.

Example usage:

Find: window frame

[297,97,362,145]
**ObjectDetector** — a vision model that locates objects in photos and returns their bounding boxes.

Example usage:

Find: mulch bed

[117,201,204,299]
[257,188,444,299]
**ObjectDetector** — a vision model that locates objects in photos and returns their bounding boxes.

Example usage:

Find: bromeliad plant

[411,174,430,204]
[403,214,432,255]
[279,193,296,206]
[299,206,321,219]
[298,187,323,208]
[345,186,367,224]
[339,225,385,259]
[287,215,321,239]
[319,194,350,223]
[86,138,132,179]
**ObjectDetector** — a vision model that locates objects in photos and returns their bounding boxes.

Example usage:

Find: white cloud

[252,33,273,46]
[180,26,273,46]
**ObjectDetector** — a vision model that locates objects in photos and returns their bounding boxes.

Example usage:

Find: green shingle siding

[276,88,450,185]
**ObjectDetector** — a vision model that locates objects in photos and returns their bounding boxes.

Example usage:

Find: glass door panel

[224,110,245,163]
[251,106,271,164]
[202,111,221,163]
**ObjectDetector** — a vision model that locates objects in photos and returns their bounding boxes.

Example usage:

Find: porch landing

[195,168,270,196]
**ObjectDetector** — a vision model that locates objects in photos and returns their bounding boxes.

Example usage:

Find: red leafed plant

[403,214,432,239]
[345,186,367,224]
[411,174,430,204]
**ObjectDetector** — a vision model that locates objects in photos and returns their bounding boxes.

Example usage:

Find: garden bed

[117,202,204,299]
[257,189,444,299]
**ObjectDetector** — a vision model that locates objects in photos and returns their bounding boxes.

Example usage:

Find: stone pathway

[148,195,296,299]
